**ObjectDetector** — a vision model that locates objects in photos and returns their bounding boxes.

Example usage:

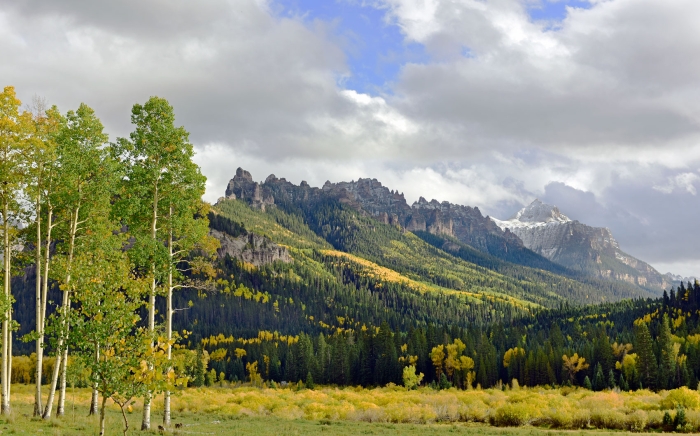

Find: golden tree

[562,353,590,384]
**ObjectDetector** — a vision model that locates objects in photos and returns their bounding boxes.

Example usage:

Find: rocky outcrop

[224,168,529,257]
[225,168,275,211]
[210,228,291,266]
[492,200,670,291]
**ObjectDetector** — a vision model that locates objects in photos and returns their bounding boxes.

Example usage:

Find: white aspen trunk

[141,183,158,431]
[163,206,173,427]
[89,343,99,415]
[99,394,107,436]
[57,335,69,416]
[43,207,78,419]
[34,190,42,416]
[7,308,11,401]
[2,201,12,415]
[36,205,53,411]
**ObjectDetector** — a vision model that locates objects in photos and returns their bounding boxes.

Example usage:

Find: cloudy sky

[2,0,699,277]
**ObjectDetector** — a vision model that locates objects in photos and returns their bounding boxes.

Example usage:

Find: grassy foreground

[2,383,700,434]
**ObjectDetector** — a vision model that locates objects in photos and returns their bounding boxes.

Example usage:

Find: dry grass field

[2,383,699,434]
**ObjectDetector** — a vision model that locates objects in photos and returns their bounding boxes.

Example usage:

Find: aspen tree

[112,96,207,430]
[43,103,110,419]
[0,86,32,415]
[25,99,61,416]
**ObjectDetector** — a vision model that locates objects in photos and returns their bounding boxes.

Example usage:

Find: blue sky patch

[275,0,427,95]
[527,0,591,25]
[273,1,591,94]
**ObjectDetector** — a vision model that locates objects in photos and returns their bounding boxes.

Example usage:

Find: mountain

[224,168,571,271]
[10,169,660,355]
[218,168,654,300]
[492,199,669,292]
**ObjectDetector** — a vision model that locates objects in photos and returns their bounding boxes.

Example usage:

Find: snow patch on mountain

[492,199,571,231]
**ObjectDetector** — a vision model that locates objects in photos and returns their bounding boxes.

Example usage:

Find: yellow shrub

[349,404,387,423]
[385,403,437,423]
[626,410,648,432]
[458,402,489,422]
[589,409,627,430]
[661,387,700,410]
[685,410,700,432]
[492,402,540,426]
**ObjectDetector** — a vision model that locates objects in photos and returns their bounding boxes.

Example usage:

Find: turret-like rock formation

[223,168,528,257]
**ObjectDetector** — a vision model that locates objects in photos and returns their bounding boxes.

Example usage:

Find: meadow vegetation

[3,383,700,434]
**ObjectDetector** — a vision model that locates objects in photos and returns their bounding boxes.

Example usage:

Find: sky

[1,0,699,277]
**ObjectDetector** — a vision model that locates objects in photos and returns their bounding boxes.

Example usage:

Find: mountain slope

[224,168,551,268]
[216,170,656,305]
[492,200,668,292]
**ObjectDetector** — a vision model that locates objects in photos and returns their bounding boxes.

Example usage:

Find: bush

[459,403,488,423]
[663,410,673,430]
[626,410,647,432]
[571,409,591,429]
[645,410,664,429]
[547,408,574,428]
[675,407,687,429]
[662,387,700,410]
[589,409,627,430]
[492,403,538,426]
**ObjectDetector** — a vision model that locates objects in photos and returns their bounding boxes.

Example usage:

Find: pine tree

[619,374,629,391]
[306,371,314,390]
[583,376,593,390]
[607,369,616,389]
[635,323,657,390]
[438,373,451,390]
[658,314,675,390]
[592,363,605,391]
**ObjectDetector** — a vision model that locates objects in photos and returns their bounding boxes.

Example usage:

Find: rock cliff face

[224,168,528,257]
[492,200,670,290]
[210,228,291,266]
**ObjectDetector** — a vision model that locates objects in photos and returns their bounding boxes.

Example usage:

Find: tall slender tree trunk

[163,206,173,427]
[89,344,99,415]
[141,184,158,431]
[44,207,78,419]
[99,394,107,436]
[34,191,42,416]
[36,204,53,412]
[2,201,12,416]
[7,308,11,401]
[57,326,69,416]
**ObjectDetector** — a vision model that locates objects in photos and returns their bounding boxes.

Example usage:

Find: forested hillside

[3,85,698,436]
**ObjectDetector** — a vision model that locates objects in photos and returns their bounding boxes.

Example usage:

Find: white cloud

[653,172,700,195]
[3,0,700,273]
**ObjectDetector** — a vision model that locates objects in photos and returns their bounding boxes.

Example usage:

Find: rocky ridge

[223,168,526,256]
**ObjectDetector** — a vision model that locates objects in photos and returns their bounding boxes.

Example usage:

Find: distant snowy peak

[510,199,571,224]
[492,200,571,230]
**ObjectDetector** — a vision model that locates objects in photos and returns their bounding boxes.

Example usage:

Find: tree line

[196,277,700,393]
[0,86,215,434]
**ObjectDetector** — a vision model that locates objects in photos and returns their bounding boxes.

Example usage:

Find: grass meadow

[2,383,700,434]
